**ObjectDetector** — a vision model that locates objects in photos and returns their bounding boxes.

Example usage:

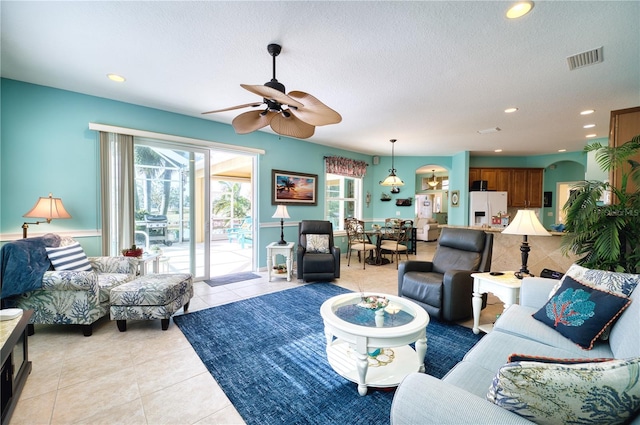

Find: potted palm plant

[561,134,640,273]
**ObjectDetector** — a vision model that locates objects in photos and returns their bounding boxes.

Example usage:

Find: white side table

[137,253,160,275]
[471,272,522,334]
[266,242,294,282]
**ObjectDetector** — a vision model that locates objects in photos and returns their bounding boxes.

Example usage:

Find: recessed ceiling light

[586,133,597,138]
[558,149,567,152]
[506,1,534,19]
[494,149,503,153]
[583,124,596,129]
[504,107,519,113]
[107,73,126,83]
[580,109,595,115]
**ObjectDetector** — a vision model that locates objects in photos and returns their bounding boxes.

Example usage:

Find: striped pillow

[45,242,92,271]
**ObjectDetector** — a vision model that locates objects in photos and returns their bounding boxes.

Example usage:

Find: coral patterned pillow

[533,276,631,349]
[487,357,640,425]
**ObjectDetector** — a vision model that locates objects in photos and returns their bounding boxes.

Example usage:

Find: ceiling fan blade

[232,110,275,134]
[240,84,304,108]
[269,113,315,139]
[202,102,263,114]
[287,91,342,126]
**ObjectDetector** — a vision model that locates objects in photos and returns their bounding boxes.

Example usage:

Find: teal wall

[541,160,586,228]
[0,79,374,266]
[2,78,602,268]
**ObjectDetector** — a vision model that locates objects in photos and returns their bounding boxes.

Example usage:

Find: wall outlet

[396,211,401,216]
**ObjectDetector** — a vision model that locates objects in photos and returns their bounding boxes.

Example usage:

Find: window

[325,173,362,231]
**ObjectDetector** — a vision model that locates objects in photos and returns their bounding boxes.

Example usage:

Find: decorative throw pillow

[533,276,631,349]
[507,353,614,364]
[306,234,330,253]
[487,357,640,425]
[45,242,92,271]
[548,264,640,341]
[549,263,640,298]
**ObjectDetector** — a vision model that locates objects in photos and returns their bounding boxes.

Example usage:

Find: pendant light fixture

[428,170,439,188]
[380,139,404,186]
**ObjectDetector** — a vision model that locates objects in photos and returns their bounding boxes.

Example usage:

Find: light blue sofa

[390,276,640,424]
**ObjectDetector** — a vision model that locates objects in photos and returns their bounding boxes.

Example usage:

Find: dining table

[364,228,392,265]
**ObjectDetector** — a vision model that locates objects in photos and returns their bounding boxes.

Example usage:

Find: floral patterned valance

[324,156,368,178]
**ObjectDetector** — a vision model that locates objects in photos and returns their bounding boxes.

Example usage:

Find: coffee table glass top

[332,294,415,328]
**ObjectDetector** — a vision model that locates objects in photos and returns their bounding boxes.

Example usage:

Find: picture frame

[451,190,460,207]
[271,169,318,205]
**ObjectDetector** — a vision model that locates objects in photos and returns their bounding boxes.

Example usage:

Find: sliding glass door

[132,139,255,281]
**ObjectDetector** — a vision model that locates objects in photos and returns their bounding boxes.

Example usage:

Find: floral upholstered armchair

[1,234,137,336]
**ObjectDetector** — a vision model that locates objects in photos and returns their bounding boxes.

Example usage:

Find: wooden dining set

[344,218,414,269]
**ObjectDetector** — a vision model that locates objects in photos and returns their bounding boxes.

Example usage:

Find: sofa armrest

[88,256,137,274]
[42,270,99,291]
[519,277,558,309]
[390,373,533,424]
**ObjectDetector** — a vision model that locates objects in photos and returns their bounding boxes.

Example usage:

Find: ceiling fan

[203,43,342,139]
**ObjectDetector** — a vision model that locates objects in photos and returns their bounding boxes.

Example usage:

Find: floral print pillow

[306,234,330,253]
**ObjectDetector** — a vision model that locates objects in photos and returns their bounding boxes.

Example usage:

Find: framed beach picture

[272,169,318,205]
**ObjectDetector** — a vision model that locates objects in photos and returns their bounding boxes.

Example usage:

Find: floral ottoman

[109,273,193,331]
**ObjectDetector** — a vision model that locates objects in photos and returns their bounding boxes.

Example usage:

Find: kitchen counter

[438,225,577,276]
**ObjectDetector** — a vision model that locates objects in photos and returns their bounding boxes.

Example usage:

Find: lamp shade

[379,139,405,187]
[23,193,71,221]
[502,209,550,236]
[380,173,404,187]
[272,205,290,219]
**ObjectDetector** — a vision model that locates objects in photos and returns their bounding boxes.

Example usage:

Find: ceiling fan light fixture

[202,43,341,139]
[380,139,405,187]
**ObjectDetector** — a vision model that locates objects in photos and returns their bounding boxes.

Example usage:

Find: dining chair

[379,219,413,269]
[345,218,377,269]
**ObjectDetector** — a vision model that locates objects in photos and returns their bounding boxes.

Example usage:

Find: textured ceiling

[1,1,638,157]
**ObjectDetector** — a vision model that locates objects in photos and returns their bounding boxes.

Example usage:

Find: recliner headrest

[438,228,486,252]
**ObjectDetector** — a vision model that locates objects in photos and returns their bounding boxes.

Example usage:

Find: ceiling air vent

[567,47,603,71]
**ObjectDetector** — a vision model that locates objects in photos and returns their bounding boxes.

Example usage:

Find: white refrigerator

[469,192,508,227]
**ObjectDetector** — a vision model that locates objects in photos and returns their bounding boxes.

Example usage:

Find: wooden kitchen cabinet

[470,167,543,207]
[468,168,481,185]
[509,168,543,207]
[609,107,640,194]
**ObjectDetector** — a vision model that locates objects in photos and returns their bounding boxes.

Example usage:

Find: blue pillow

[532,276,631,349]
[45,242,92,271]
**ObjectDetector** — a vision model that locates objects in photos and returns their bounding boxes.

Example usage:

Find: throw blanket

[0,233,61,299]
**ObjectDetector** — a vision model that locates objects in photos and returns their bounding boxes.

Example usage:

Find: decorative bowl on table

[357,295,389,310]
[122,245,144,258]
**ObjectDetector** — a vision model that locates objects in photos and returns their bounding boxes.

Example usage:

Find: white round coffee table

[320,292,429,396]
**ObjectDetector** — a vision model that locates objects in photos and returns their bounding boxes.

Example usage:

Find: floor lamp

[22,193,72,238]
[502,209,550,279]
[272,205,290,245]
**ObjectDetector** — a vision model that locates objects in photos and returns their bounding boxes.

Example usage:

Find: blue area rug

[174,283,483,425]
[204,272,261,287]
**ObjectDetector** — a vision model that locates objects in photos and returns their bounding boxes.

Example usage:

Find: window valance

[324,156,368,178]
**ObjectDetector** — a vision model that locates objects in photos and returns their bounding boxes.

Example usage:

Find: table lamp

[502,209,550,279]
[22,193,71,238]
[272,205,290,245]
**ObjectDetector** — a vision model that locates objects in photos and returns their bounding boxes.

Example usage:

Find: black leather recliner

[398,227,493,321]
[297,220,340,282]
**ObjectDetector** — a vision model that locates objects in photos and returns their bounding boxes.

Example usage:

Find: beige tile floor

[10,242,502,425]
